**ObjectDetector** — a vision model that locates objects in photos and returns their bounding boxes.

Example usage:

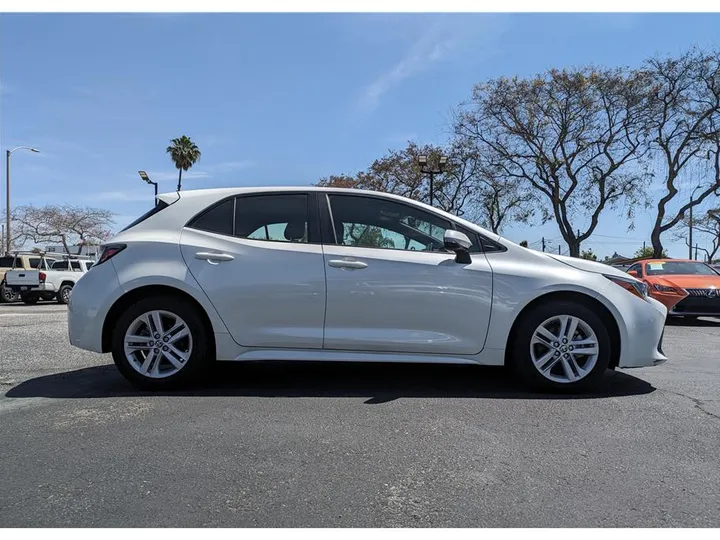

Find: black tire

[111,295,211,390]
[1,283,19,303]
[57,284,73,304]
[21,293,39,305]
[510,300,612,393]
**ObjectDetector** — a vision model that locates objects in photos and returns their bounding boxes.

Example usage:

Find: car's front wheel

[111,296,211,390]
[510,301,612,392]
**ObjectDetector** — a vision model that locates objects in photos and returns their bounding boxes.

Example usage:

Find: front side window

[52,261,70,270]
[235,194,309,243]
[327,195,453,252]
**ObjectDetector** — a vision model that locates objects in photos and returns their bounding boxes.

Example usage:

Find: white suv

[68,187,668,392]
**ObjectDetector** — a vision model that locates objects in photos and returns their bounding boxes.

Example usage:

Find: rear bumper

[7,283,56,293]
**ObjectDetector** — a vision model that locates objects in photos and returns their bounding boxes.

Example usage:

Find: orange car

[625,259,720,318]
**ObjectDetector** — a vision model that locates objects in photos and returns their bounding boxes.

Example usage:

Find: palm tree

[166,136,201,191]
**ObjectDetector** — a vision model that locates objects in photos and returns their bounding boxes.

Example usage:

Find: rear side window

[121,200,170,232]
[28,258,43,269]
[235,194,309,243]
[188,198,234,236]
[0,256,14,267]
[52,261,70,270]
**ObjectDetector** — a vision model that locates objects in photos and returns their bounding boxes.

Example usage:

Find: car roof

[155,186,504,243]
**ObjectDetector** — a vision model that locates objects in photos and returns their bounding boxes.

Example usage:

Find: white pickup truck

[5,255,95,305]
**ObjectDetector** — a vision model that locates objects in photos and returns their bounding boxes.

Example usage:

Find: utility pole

[541,237,546,252]
[695,243,699,261]
[558,244,561,255]
[688,186,702,260]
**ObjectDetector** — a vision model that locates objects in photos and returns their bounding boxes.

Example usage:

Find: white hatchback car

[68,187,668,392]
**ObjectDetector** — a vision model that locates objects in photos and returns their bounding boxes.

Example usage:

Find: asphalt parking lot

[1,303,719,527]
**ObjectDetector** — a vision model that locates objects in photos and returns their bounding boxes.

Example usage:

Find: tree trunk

[177,169,183,192]
[61,234,70,255]
[567,241,580,258]
[650,227,664,258]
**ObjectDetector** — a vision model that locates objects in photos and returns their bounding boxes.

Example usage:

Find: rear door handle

[195,251,235,262]
[328,259,367,270]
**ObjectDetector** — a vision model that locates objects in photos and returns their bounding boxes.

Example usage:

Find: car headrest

[284,221,306,241]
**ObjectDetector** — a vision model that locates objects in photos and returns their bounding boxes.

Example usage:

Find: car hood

[544,253,628,278]
[646,274,720,289]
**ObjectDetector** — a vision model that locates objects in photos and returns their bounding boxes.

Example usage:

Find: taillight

[39,272,46,283]
[96,244,126,266]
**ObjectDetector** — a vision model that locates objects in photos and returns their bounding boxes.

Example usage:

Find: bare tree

[317,141,536,233]
[673,208,720,262]
[646,48,720,258]
[317,142,478,217]
[13,205,115,254]
[454,66,652,257]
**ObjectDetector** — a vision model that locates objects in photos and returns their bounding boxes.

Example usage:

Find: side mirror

[627,270,639,278]
[444,230,472,264]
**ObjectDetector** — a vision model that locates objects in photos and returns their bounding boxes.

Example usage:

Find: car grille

[672,295,720,314]
[684,288,719,297]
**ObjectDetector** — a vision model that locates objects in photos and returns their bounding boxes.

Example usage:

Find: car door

[319,193,493,356]
[180,192,327,349]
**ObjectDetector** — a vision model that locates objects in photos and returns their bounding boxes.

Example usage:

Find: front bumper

[669,295,720,317]
[600,282,668,369]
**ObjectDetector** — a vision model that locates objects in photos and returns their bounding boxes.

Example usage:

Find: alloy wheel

[124,310,193,379]
[529,315,599,384]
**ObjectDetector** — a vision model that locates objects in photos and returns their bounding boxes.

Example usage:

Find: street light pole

[417,154,448,208]
[138,171,158,207]
[5,146,40,255]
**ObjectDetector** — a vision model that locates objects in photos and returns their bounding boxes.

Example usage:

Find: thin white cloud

[89,191,155,203]
[358,15,507,112]
[209,160,256,173]
[140,170,211,182]
[360,22,457,111]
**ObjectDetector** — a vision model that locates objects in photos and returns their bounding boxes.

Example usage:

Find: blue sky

[2,13,720,258]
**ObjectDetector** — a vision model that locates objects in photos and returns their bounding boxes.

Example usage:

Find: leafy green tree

[580,249,598,261]
[519,240,529,247]
[166,135,201,191]
[635,245,667,259]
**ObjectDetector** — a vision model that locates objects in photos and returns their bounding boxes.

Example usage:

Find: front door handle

[195,251,235,263]
[328,259,367,270]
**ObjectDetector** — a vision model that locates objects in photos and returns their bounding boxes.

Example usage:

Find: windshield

[645,261,720,276]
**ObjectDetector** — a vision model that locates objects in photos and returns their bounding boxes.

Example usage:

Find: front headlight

[652,283,678,293]
[603,274,649,300]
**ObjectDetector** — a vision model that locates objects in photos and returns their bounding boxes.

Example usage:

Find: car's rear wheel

[111,296,211,390]
[0,283,19,303]
[510,301,611,392]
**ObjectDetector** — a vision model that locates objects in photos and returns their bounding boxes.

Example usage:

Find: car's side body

[68,187,668,375]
